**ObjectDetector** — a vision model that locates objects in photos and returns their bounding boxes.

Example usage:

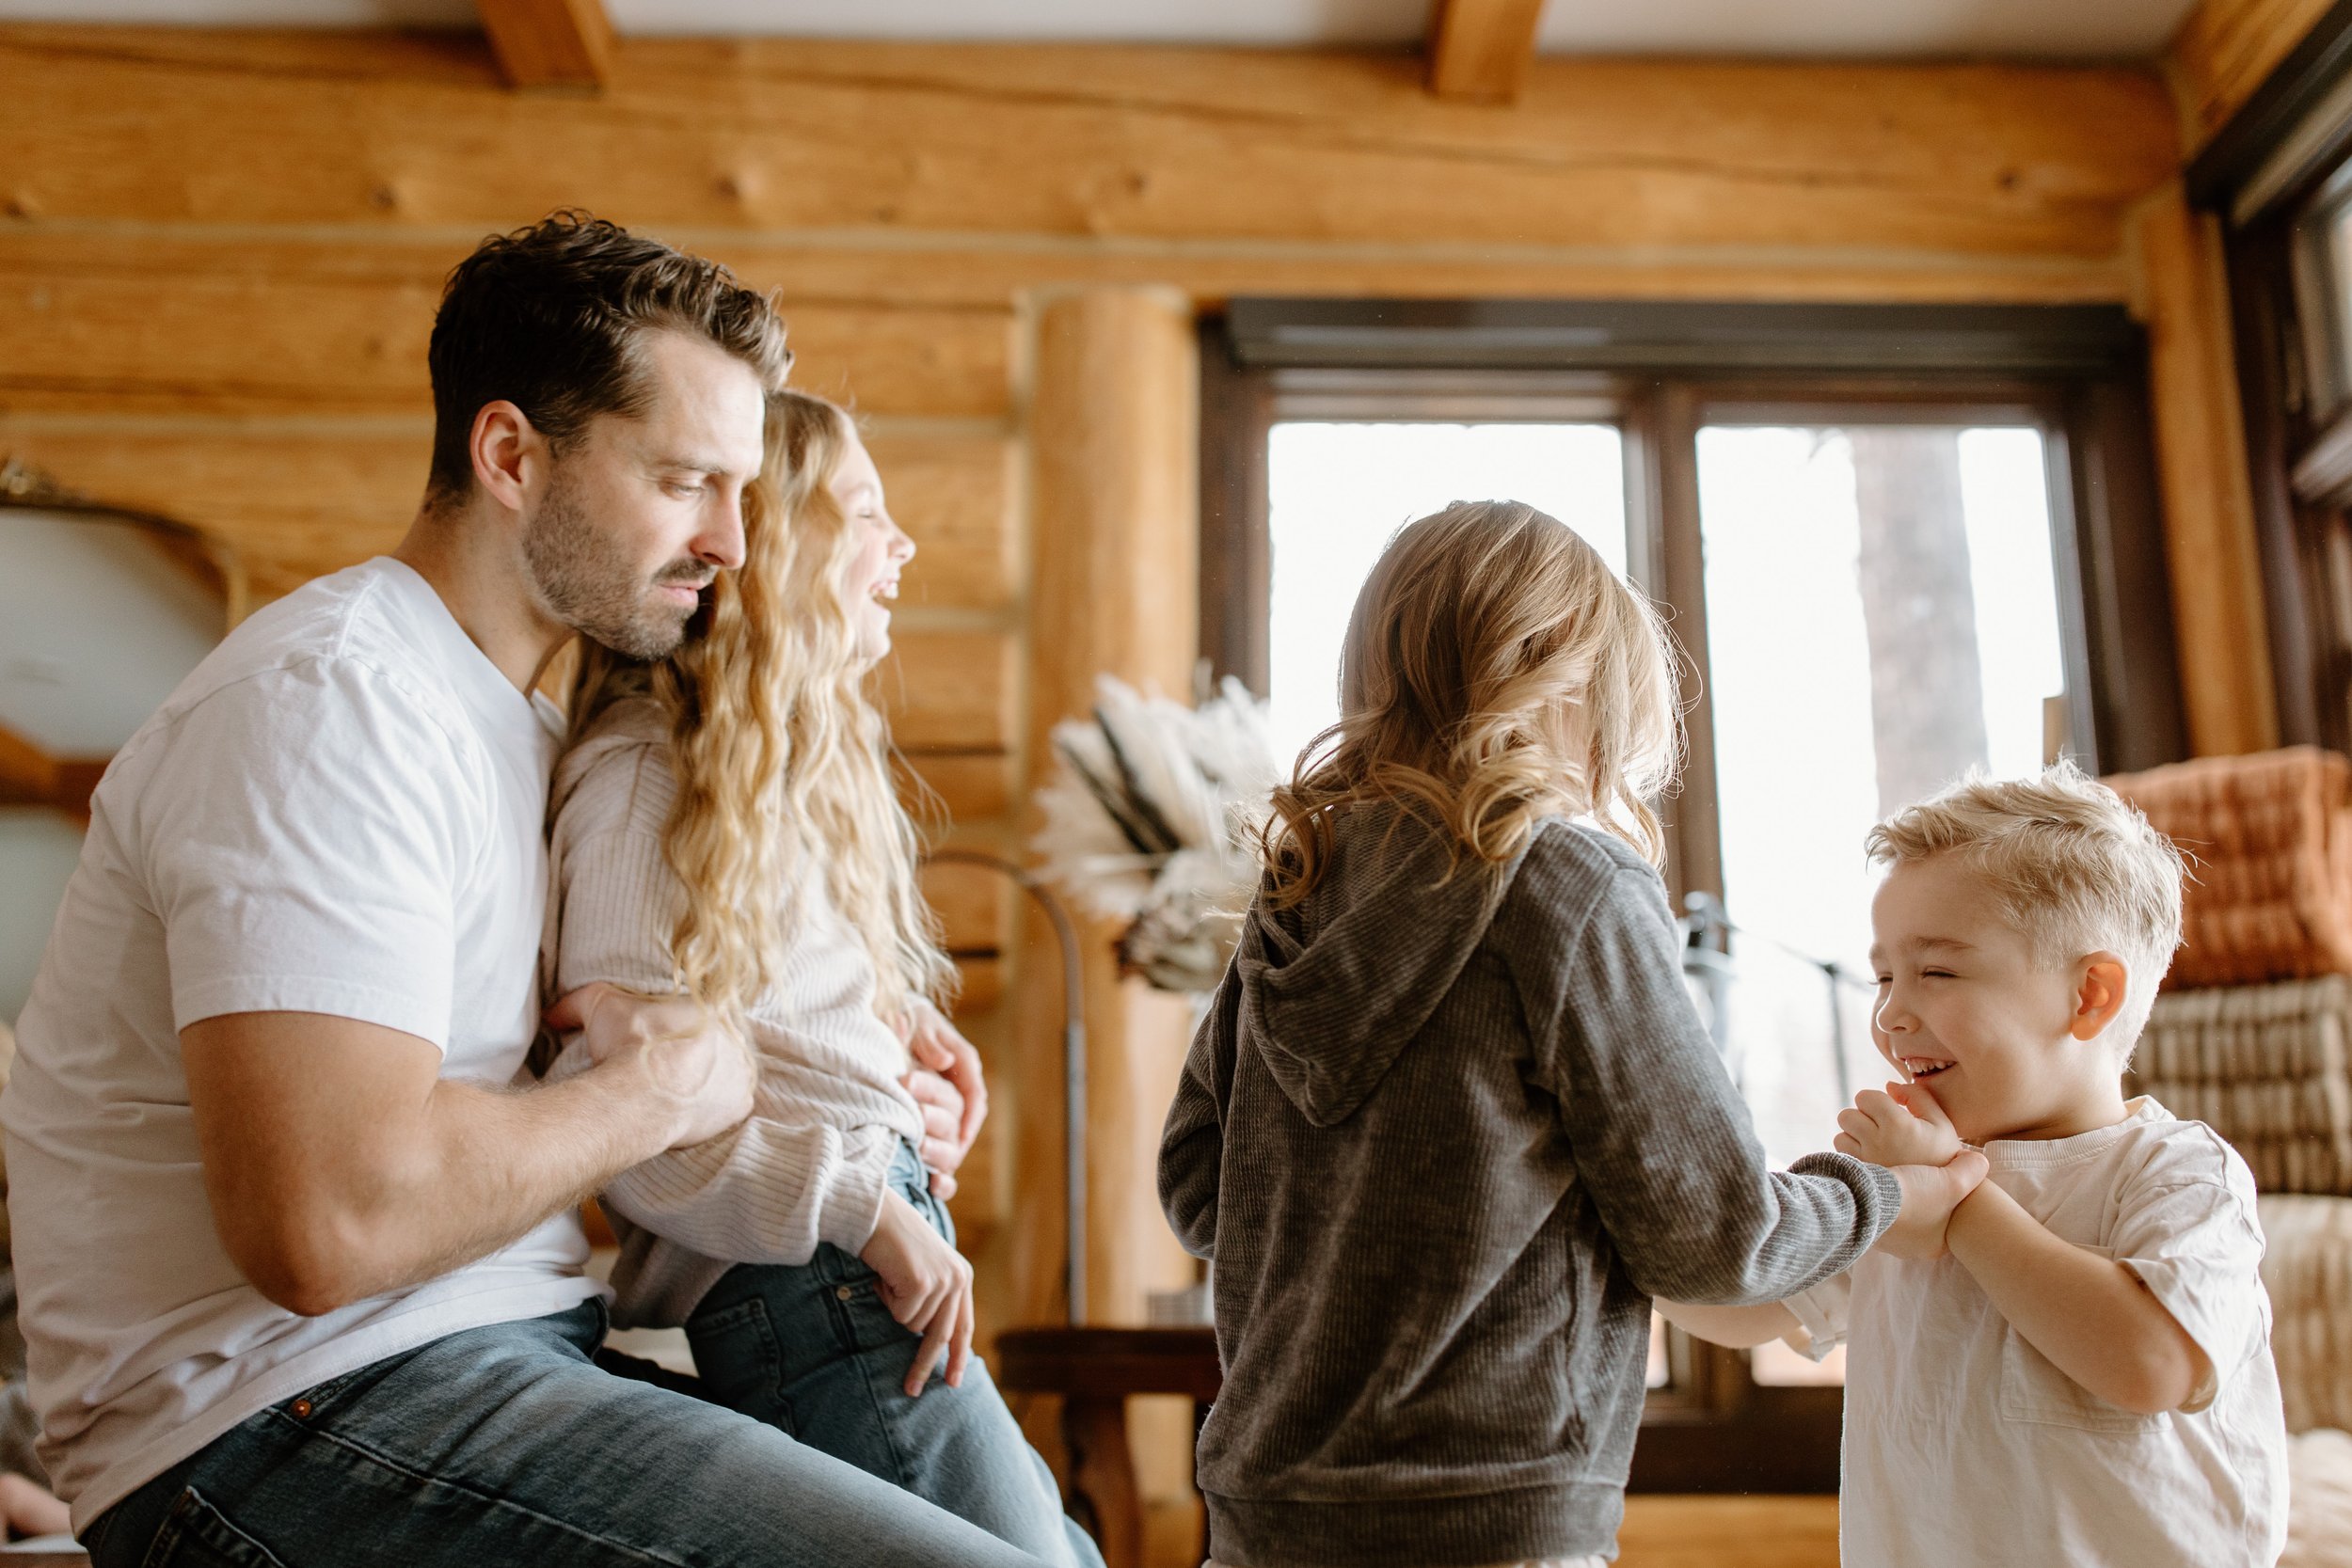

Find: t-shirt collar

[373,557,557,743]
[1981,1096,2168,1169]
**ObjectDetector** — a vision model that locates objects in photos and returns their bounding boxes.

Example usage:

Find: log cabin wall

[0,22,2217,1557]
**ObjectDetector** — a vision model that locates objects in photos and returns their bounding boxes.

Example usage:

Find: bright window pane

[1698,425,2067,1179]
[1265,422,1627,771]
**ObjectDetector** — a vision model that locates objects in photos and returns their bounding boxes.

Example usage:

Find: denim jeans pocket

[137,1487,288,1568]
[683,1294,795,1433]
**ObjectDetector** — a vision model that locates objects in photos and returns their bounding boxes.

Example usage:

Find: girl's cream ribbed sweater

[543,697,926,1329]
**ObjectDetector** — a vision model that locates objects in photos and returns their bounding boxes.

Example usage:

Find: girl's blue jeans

[686,1142,1102,1568]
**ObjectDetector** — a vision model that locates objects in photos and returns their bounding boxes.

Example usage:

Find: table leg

[1062,1394,1141,1568]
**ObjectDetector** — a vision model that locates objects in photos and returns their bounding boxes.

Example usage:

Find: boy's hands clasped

[1841,1081,1988,1259]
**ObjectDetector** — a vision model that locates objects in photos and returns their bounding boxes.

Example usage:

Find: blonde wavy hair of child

[567,388,955,1027]
[1263,499,1683,904]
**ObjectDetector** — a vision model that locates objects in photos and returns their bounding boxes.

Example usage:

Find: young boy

[1663,765,2288,1567]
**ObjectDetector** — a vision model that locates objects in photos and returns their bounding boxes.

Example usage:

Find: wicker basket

[2132,978,2352,1195]
[2261,1196,2352,1436]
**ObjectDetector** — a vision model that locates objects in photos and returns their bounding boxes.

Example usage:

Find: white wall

[0,811,82,1025]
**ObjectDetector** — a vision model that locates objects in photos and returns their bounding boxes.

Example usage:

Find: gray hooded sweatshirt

[1158,810,1899,1567]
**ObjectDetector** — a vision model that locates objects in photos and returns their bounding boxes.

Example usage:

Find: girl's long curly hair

[1263,499,1684,907]
[568,388,954,1022]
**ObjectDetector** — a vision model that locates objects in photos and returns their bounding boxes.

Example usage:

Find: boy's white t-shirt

[1786,1097,2288,1568]
[0,559,599,1531]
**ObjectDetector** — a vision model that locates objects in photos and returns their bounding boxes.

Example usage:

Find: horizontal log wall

[2165,0,2339,157]
[0,26,2197,1557]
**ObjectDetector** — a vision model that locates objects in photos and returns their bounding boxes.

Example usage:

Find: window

[1200,300,2184,1490]
[1266,421,1627,766]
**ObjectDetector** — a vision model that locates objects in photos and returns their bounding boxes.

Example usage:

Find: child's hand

[858,1190,975,1397]
[1876,1149,1991,1260]
[1835,1082,1963,1168]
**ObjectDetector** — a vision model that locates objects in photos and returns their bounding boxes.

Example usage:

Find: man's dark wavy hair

[424,211,790,508]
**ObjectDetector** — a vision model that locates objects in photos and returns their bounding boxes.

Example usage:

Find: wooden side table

[995,1326,1222,1568]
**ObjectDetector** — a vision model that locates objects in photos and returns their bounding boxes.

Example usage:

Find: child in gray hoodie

[1158,499,1990,1568]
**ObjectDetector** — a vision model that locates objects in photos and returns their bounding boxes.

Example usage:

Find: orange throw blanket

[2107,747,2352,990]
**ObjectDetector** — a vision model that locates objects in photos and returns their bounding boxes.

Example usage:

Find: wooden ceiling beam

[475,0,615,90]
[1428,0,1547,103]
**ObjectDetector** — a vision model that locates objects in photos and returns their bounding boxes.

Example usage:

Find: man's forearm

[186,996,751,1317]
[1945,1180,2205,1415]
[352,1059,683,1302]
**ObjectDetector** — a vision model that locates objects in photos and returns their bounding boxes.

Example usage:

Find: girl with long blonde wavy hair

[548,389,1097,1567]
[1162,501,1918,1568]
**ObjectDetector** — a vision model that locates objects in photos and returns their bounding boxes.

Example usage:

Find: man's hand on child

[900,1002,988,1202]
[545,982,756,1150]
[1836,1082,1963,1169]
[1877,1149,1992,1260]
[859,1189,976,1397]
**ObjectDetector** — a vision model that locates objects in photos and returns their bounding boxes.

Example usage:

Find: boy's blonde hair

[1263,499,1682,906]
[1867,762,2186,1054]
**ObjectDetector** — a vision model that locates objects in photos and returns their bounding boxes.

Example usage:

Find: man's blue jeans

[83,1300,1056,1566]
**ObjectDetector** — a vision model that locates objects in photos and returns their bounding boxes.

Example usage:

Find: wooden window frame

[1198,299,2184,1493]
[2193,0,2352,750]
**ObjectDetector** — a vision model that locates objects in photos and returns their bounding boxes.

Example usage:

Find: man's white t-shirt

[1785,1098,2288,1567]
[1,559,599,1531]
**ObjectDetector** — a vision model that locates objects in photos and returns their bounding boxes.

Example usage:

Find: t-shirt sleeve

[140,660,477,1050]
[1783,1270,1853,1361]
[2108,1131,2270,1416]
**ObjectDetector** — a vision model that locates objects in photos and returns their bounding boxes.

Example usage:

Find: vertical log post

[1016,286,1204,1563]
[2133,181,2281,757]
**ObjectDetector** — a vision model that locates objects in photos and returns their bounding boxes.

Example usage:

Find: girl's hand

[858,1190,975,1396]
[900,1004,988,1200]
[1835,1082,1962,1168]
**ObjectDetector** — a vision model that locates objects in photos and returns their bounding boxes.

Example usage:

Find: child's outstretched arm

[1523,860,1915,1305]
[1157,962,1240,1259]
[1842,1085,2210,1415]
[1653,1298,1804,1349]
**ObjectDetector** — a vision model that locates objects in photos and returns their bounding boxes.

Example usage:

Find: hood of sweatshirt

[1236,808,1517,1128]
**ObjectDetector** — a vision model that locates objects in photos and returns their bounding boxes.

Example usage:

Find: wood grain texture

[2165,0,2337,156]
[0,29,2176,266]
[920,857,1013,956]
[0,231,1011,420]
[2134,181,2281,756]
[476,0,613,90]
[879,629,1017,752]
[1011,290,1202,1528]
[899,751,1014,824]
[0,418,1016,610]
[1428,0,1546,103]
[0,721,102,818]
[1616,1497,1838,1567]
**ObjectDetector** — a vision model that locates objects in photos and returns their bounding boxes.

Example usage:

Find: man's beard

[522,468,710,660]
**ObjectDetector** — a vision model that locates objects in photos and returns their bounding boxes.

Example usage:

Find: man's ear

[2069,953,2130,1041]
[469,400,545,515]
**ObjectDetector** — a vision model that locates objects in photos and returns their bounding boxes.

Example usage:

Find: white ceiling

[0,0,2203,59]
